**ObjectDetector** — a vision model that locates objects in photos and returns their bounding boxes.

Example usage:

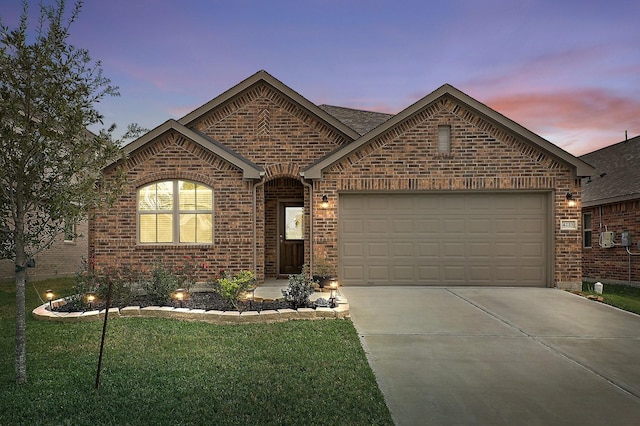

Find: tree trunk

[15,250,27,384]
[14,196,27,384]
[15,265,27,384]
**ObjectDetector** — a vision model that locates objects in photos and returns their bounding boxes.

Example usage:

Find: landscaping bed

[51,290,293,313]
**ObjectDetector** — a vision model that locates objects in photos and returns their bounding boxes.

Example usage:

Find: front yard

[581,281,640,315]
[0,277,392,425]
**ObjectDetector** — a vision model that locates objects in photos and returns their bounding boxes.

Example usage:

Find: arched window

[137,180,213,244]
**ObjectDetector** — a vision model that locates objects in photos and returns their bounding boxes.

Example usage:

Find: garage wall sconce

[321,194,329,209]
[566,192,576,208]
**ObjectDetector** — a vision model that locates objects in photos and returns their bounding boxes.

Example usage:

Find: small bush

[211,270,255,309]
[142,262,183,306]
[71,262,137,310]
[282,265,315,309]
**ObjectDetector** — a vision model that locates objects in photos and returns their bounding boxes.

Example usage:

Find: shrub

[282,265,315,309]
[211,270,255,309]
[141,262,184,306]
[71,262,137,310]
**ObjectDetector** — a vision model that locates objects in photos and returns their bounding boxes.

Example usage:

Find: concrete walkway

[341,287,640,425]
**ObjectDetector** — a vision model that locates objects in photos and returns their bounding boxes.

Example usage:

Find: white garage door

[339,192,550,286]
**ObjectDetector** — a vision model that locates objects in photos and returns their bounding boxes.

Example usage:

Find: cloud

[485,89,640,155]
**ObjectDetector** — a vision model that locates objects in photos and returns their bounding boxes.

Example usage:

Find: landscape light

[45,289,54,310]
[174,288,186,308]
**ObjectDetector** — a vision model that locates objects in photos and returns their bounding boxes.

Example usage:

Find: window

[438,125,451,154]
[138,180,213,244]
[284,206,304,240]
[64,219,76,242]
[583,212,592,248]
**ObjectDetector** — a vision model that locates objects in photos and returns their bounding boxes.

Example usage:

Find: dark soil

[52,291,303,313]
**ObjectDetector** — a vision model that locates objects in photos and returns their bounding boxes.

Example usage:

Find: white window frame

[137,180,214,245]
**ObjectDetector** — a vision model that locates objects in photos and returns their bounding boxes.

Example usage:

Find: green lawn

[0,277,392,426]
[582,281,640,315]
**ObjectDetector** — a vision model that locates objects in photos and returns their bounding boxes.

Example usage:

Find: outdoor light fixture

[86,292,96,310]
[174,288,186,308]
[329,278,338,307]
[566,192,576,208]
[321,194,329,209]
[45,289,54,310]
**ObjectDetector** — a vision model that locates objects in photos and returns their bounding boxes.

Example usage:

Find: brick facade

[582,201,640,285]
[90,72,589,289]
[91,83,347,282]
[0,220,87,281]
[315,97,583,288]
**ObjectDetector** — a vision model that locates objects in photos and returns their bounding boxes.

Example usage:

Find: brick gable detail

[90,130,254,281]
[193,83,350,171]
[314,98,583,288]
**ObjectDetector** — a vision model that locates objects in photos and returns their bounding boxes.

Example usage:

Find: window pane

[156,182,173,210]
[584,231,592,248]
[285,207,304,240]
[138,184,158,211]
[180,214,196,243]
[196,214,213,243]
[157,214,173,243]
[179,181,196,210]
[140,214,157,243]
[197,185,213,210]
[583,213,591,229]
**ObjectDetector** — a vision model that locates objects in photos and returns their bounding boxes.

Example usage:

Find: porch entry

[279,202,304,275]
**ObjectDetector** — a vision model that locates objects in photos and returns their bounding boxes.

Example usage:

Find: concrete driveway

[341,287,640,425]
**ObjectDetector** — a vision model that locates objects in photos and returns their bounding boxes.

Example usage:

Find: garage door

[339,192,550,286]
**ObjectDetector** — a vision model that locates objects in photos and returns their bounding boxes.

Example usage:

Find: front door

[279,202,304,275]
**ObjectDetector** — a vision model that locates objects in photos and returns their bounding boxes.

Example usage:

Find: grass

[582,281,640,315]
[0,277,392,426]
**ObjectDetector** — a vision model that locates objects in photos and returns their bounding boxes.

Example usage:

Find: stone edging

[32,298,349,324]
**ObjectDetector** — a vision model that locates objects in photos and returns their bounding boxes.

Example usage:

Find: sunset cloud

[485,89,640,155]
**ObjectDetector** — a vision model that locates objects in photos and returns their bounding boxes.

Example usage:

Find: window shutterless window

[438,125,451,154]
[138,180,213,244]
[63,219,76,242]
[583,212,592,248]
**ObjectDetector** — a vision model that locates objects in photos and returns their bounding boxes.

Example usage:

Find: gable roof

[318,105,393,136]
[580,135,640,207]
[302,84,595,180]
[178,70,361,141]
[120,119,264,179]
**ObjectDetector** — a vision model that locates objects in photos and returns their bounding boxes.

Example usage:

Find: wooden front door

[279,202,304,275]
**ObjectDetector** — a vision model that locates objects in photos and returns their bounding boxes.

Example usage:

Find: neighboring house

[0,220,87,281]
[91,70,594,290]
[580,135,640,286]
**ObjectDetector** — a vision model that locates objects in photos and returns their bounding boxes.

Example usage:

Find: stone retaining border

[32,298,349,324]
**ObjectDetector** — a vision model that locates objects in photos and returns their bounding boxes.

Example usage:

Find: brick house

[91,70,594,290]
[580,135,640,286]
[0,221,87,281]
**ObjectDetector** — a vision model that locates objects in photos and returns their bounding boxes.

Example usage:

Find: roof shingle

[580,135,640,206]
[318,105,393,136]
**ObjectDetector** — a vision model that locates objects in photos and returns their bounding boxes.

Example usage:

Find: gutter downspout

[302,178,313,277]
[253,175,266,282]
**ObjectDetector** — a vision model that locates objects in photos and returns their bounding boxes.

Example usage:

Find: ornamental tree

[0,0,126,384]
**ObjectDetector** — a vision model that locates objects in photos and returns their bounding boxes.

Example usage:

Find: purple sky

[2,0,639,155]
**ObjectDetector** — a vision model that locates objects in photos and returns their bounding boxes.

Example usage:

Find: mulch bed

[52,291,303,313]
